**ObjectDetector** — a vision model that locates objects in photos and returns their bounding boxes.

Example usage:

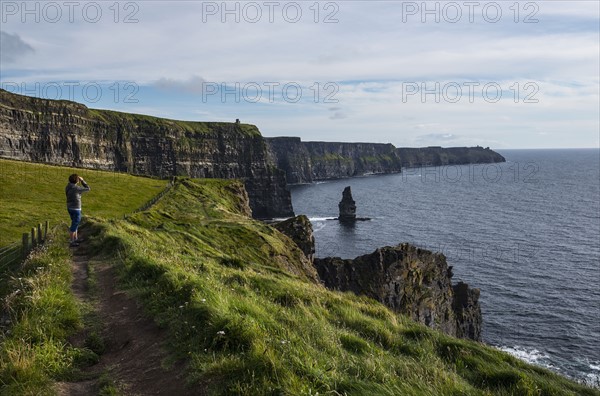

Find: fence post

[38,223,43,243]
[44,221,49,240]
[22,233,29,260]
[31,228,36,248]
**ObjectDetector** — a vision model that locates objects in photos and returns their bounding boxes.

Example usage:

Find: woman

[66,174,90,247]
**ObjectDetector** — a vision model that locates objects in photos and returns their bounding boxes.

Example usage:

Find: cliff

[266,138,505,184]
[274,215,316,263]
[267,137,403,184]
[0,89,292,219]
[396,146,505,167]
[314,243,482,341]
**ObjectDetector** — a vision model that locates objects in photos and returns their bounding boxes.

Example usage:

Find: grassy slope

[77,178,597,396]
[0,159,167,247]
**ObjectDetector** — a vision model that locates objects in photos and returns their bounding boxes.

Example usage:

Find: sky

[0,0,599,149]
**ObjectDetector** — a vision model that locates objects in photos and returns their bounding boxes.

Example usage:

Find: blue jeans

[68,209,82,232]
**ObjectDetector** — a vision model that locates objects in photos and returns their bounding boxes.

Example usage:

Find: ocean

[289,149,600,385]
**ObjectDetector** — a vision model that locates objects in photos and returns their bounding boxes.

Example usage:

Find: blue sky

[1,1,598,148]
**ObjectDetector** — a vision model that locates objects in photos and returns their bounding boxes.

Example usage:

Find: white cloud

[153,76,208,94]
[0,31,34,63]
[0,1,598,148]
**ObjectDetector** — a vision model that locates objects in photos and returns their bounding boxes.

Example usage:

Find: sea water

[289,149,600,384]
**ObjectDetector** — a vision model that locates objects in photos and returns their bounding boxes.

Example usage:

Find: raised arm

[78,177,91,192]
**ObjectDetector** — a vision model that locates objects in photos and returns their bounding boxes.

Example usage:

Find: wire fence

[0,221,49,273]
[127,177,176,217]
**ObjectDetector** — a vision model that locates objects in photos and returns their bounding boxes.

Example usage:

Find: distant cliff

[267,137,403,184]
[0,89,292,219]
[396,146,505,167]
[314,243,482,341]
[267,138,505,184]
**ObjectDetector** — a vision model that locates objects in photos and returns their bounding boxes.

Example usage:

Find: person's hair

[69,174,79,183]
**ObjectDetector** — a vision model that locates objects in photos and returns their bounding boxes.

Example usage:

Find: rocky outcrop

[274,215,315,263]
[266,138,505,184]
[338,186,356,222]
[314,243,482,341]
[0,89,293,219]
[452,282,481,340]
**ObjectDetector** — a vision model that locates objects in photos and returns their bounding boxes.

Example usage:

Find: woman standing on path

[66,174,90,247]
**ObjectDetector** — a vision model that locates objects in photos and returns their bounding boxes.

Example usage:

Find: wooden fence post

[31,227,36,248]
[22,233,29,260]
[38,223,43,243]
[44,221,49,240]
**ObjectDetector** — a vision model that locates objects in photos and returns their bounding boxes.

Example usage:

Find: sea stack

[338,186,357,222]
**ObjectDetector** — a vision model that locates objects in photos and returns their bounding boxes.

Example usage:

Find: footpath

[56,230,191,395]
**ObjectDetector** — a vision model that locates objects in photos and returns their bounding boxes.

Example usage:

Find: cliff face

[396,146,505,167]
[274,215,315,263]
[314,243,482,341]
[267,138,505,184]
[0,89,293,219]
[267,137,403,184]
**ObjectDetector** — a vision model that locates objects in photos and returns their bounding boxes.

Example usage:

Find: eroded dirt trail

[56,234,191,395]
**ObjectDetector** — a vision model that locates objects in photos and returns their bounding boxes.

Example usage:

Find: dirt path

[56,233,192,395]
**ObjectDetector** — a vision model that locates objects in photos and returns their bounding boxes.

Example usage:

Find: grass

[86,109,261,138]
[0,229,95,395]
[0,159,168,247]
[1,168,598,394]
[76,178,598,396]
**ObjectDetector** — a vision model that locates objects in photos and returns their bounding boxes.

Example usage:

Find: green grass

[0,159,168,247]
[0,229,95,395]
[76,178,599,396]
[1,173,597,395]
[86,108,261,138]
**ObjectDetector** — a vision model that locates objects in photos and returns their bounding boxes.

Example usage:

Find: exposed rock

[338,186,356,222]
[274,215,315,263]
[314,243,482,341]
[0,89,293,219]
[453,282,482,340]
[266,137,313,184]
[224,180,253,218]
